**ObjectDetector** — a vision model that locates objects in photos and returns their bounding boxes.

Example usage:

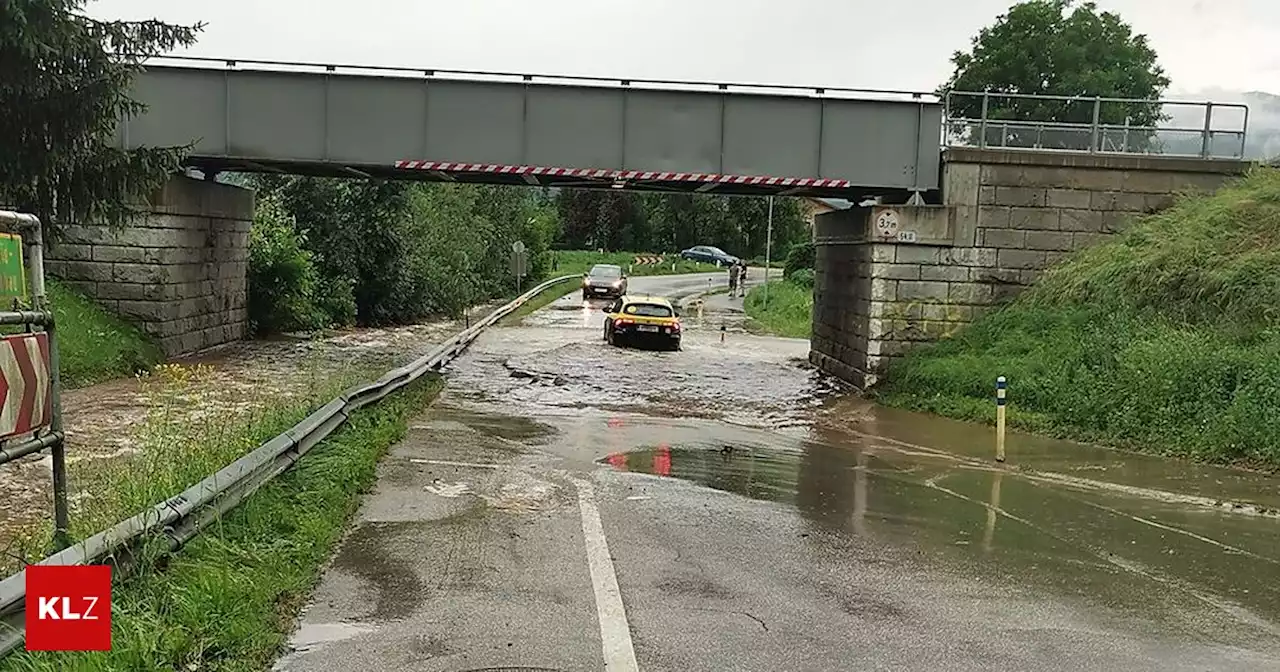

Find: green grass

[742,280,813,339]
[498,275,578,326]
[549,250,723,277]
[0,372,440,671]
[28,280,163,388]
[876,168,1280,468]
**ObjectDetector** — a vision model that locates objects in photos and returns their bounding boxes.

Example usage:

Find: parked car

[582,264,628,300]
[680,245,739,266]
[603,295,682,351]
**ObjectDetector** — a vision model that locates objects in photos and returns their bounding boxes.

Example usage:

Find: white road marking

[409,458,501,469]
[573,476,640,672]
[424,481,471,497]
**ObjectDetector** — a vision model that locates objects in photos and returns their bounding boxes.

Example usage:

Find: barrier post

[995,375,1007,463]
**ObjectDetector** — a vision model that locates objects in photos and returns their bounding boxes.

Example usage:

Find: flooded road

[277,272,1280,672]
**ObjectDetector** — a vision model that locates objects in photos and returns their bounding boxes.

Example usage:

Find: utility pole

[764,196,774,309]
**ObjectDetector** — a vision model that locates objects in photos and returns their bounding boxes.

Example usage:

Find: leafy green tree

[942,0,1170,151]
[0,0,202,232]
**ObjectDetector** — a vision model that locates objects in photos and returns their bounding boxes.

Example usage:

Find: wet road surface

[275,272,1280,672]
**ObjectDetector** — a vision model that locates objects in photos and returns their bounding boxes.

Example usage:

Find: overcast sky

[87,0,1276,95]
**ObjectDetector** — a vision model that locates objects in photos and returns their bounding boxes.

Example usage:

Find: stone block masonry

[810,148,1253,389]
[46,176,254,357]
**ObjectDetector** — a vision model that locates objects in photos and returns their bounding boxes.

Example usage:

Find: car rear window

[624,303,673,317]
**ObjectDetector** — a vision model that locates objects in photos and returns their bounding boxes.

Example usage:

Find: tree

[942,0,1170,152]
[0,1,202,233]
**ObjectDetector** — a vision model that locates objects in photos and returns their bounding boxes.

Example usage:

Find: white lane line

[409,458,501,469]
[572,476,640,672]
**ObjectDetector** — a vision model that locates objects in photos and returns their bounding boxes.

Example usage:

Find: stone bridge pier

[809,148,1253,389]
[47,175,253,357]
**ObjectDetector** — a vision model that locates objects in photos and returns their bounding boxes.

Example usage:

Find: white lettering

[34,596,99,620]
[37,596,59,620]
[81,596,99,620]
[60,598,79,620]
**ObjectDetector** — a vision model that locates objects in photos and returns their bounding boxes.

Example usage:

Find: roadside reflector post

[720,323,726,343]
[995,375,1007,463]
[697,301,704,319]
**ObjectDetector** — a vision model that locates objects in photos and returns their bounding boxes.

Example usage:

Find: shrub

[247,195,324,334]
[787,268,815,287]
[784,240,815,278]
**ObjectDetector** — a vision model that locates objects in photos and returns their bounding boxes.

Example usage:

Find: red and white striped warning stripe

[0,333,52,441]
[632,255,664,265]
[393,161,852,189]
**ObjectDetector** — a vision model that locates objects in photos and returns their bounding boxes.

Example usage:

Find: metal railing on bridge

[943,90,1250,159]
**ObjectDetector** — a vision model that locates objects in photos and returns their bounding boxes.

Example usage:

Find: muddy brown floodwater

[0,305,500,555]
[280,272,1280,671]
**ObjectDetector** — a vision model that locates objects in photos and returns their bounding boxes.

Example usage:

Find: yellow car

[603,295,682,351]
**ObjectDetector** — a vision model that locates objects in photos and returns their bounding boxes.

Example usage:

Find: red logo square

[24,564,112,651]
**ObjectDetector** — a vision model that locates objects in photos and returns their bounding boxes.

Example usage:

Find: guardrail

[944,90,1250,159]
[0,273,578,656]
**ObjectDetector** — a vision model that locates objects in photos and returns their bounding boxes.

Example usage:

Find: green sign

[0,233,26,300]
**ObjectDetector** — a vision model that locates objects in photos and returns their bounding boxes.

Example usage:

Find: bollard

[995,375,1007,462]
[697,301,704,319]
[720,324,726,343]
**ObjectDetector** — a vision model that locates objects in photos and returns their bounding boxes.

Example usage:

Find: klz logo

[25,565,112,651]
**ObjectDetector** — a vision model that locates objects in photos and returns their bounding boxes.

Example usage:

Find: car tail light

[670,321,681,332]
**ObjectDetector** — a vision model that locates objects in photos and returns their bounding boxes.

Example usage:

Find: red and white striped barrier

[632,255,664,265]
[393,160,852,189]
[0,333,52,440]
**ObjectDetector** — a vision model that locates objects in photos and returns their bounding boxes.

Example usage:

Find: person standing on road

[728,262,740,298]
[737,261,748,297]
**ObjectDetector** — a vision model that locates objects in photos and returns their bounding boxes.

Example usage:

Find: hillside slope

[876,168,1280,467]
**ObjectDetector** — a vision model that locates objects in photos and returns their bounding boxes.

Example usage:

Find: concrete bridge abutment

[810,148,1254,389]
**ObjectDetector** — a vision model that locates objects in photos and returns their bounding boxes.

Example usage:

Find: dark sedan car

[679,245,739,266]
[581,264,628,300]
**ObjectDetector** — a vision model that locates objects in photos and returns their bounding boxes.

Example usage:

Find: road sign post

[764,196,774,309]
[0,211,67,547]
[510,241,528,294]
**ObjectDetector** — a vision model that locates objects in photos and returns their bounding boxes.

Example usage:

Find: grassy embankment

[11,279,163,389]
[550,250,722,277]
[743,280,814,339]
[877,169,1280,468]
[1,368,440,671]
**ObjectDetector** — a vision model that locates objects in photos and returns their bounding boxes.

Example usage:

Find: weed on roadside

[878,168,1280,467]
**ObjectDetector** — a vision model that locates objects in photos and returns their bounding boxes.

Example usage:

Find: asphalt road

[274,271,1280,672]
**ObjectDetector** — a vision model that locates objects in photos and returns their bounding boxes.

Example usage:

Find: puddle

[601,439,1280,646]
[331,521,433,622]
